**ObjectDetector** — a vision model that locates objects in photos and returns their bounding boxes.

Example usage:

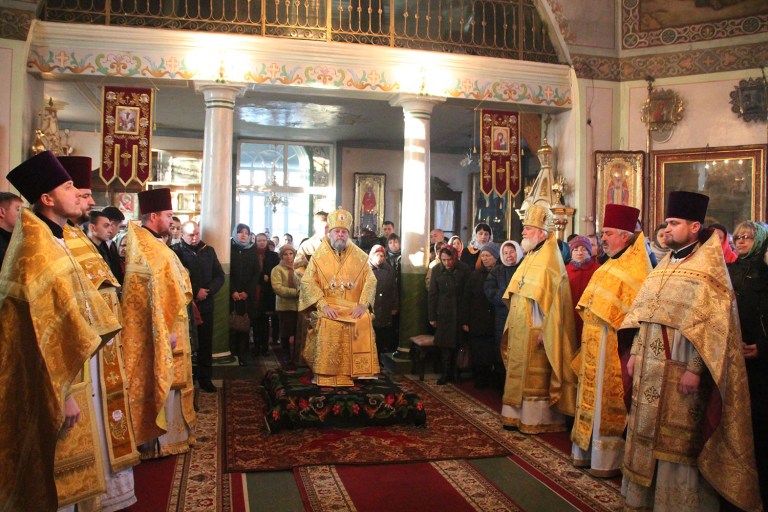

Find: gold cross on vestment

[648,293,661,319]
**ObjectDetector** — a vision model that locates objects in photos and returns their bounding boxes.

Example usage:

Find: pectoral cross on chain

[518,276,525,291]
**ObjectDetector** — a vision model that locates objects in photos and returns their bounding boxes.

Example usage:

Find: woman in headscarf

[484,240,523,391]
[230,224,260,366]
[727,221,768,504]
[462,243,498,388]
[565,235,600,344]
[369,244,399,367]
[114,231,129,277]
[649,223,670,264]
[460,223,492,270]
[271,244,300,362]
[428,245,471,385]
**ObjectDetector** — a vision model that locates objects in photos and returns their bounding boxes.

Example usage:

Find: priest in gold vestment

[298,207,379,386]
[621,191,761,511]
[0,152,120,511]
[500,205,578,433]
[56,155,141,511]
[571,204,651,478]
[121,188,196,458]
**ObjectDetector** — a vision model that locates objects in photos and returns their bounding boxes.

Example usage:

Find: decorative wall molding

[573,41,768,81]
[0,7,34,41]
[621,0,768,50]
[27,22,573,109]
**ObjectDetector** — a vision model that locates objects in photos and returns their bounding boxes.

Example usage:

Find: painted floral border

[573,41,768,82]
[27,48,572,108]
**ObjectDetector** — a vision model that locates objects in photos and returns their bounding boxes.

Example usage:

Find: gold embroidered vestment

[62,226,140,471]
[0,209,120,511]
[572,232,651,451]
[501,233,578,417]
[298,237,378,386]
[121,222,196,446]
[620,235,761,512]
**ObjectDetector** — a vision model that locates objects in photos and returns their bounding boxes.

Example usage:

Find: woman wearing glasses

[727,221,768,504]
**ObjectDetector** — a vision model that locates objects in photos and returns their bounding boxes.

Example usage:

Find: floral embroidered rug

[222,376,510,472]
[262,367,426,433]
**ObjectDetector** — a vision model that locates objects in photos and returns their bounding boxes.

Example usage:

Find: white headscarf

[500,240,524,267]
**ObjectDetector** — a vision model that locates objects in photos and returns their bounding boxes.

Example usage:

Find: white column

[389,94,445,356]
[196,83,245,263]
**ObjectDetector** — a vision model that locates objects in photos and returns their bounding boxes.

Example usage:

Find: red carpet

[223,377,510,472]
[425,380,624,512]
[296,460,523,512]
[129,389,247,512]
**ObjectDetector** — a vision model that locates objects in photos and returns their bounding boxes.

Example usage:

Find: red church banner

[100,86,153,186]
[480,110,520,197]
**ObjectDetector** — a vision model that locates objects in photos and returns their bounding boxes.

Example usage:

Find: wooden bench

[409,334,439,381]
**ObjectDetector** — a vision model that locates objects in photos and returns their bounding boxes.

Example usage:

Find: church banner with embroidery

[480,110,520,197]
[100,86,153,186]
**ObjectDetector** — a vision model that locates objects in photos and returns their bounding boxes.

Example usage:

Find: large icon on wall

[353,173,386,236]
[595,151,644,230]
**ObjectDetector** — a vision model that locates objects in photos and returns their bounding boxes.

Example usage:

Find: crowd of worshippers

[1,150,766,512]
[423,195,767,511]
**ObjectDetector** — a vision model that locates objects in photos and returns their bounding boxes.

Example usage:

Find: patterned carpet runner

[296,461,524,512]
[130,389,247,512]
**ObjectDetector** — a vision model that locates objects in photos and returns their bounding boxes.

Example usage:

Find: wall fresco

[623,0,768,49]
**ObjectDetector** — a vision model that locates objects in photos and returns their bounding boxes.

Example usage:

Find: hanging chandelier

[266,157,288,213]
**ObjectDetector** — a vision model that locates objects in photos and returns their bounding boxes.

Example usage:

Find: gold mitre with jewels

[328,207,353,231]
[522,204,554,231]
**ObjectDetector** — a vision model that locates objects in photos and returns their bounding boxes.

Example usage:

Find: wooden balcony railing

[41,0,560,63]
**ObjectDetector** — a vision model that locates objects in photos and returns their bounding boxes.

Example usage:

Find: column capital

[388,94,446,116]
[195,82,247,108]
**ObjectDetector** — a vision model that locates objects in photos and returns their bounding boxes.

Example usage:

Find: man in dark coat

[0,192,22,268]
[428,245,471,384]
[173,221,225,392]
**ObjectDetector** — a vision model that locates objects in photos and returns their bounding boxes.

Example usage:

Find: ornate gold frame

[650,145,767,231]
[353,173,386,236]
[641,88,684,143]
[595,151,644,230]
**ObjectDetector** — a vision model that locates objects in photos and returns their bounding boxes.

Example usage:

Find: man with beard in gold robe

[571,204,651,477]
[0,151,121,511]
[298,207,379,386]
[58,155,140,511]
[121,188,196,458]
[501,204,578,433]
[621,191,761,511]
